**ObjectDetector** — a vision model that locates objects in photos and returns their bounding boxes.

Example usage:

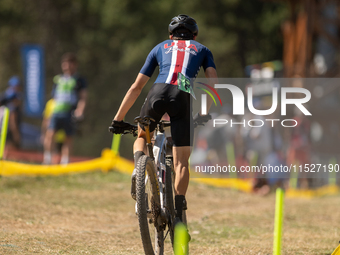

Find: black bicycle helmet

[168,14,198,36]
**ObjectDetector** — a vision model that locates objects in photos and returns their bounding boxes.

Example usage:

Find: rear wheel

[136,155,164,255]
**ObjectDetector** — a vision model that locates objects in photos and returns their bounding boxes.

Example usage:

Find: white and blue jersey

[140,39,216,85]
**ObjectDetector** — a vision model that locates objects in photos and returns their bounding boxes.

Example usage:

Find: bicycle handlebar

[109,122,138,136]
[109,113,211,136]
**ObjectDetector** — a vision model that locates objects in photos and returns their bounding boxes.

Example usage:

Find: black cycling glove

[110,120,131,134]
[193,113,212,127]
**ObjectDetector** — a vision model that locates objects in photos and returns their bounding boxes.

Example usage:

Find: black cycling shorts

[140,83,193,147]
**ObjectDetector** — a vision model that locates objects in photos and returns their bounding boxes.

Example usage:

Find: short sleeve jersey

[52,74,86,114]
[140,39,215,85]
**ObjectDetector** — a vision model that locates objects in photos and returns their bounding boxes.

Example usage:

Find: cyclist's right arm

[113,73,150,121]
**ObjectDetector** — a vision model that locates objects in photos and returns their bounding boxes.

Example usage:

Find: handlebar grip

[109,123,137,135]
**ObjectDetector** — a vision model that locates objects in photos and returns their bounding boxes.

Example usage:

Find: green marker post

[111,134,121,155]
[174,223,189,255]
[0,107,9,160]
[273,187,285,255]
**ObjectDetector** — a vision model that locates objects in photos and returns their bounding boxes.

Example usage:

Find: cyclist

[111,14,217,225]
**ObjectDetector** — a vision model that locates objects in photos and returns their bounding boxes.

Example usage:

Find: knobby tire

[136,155,164,255]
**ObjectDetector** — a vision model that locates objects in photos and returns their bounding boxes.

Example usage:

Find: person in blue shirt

[110,15,218,225]
[0,76,22,148]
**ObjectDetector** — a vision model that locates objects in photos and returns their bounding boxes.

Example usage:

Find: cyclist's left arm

[114,73,150,121]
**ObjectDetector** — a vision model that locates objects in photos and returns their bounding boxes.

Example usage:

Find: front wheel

[136,155,164,255]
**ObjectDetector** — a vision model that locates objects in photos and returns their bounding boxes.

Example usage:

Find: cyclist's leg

[172,146,190,196]
[133,127,153,168]
[173,148,191,246]
[173,147,192,244]
[172,146,190,223]
[133,126,148,154]
[167,86,192,223]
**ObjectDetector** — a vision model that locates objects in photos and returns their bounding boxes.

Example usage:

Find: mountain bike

[110,116,179,254]
[109,114,210,255]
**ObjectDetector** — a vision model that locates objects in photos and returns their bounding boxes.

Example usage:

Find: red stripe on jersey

[170,40,186,85]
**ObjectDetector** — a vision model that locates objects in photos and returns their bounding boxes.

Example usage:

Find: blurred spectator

[206,106,237,166]
[241,99,273,194]
[242,102,272,166]
[43,53,87,164]
[264,150,289,189]
[286,108,311,189]
[0,76,22,149]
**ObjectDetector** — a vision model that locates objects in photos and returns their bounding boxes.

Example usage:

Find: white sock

[43,151,52,164]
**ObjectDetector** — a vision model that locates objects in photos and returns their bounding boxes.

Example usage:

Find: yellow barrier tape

[0,149,121,176]
[193,178,253,193]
